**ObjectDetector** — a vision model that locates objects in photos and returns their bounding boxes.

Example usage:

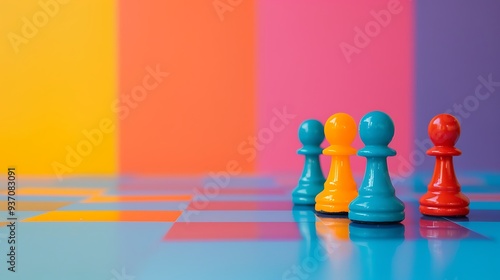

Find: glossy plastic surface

[315,113,358,214]
[292,119,326,205]
[349,111,405,223]
[420,114,470,216]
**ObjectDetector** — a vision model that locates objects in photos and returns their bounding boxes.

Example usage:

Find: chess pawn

[419,114,470,216]
[349,111,405,223]
[292,120,326,205]
[315,113,358,214]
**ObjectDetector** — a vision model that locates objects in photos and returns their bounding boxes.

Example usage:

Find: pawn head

[298,119,324,146]
[359,111,395,146]
[324,113,357,145]
[428,114,460,146]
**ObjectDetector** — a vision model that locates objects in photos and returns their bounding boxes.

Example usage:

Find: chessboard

[0,173,499,280]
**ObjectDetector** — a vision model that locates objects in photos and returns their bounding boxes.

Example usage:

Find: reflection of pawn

[349,223,405,240]
[316,216,350,241]
[292,205,319,254]
[419,114,469,217]
[349,111,405,223]
[315,113,358,214]
[419,216,468,280]
[349,223,405,280]
[419,216,470,239]
[316,217,353,279]
[292,120,326,205]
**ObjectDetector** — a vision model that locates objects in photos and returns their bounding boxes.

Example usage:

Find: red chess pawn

[419,114,470,217]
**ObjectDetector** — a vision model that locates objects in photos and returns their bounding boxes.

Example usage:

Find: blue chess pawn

[348,111,405,223]
[292,119,326,205]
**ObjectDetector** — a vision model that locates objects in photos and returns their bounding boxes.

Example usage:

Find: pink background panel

[256,0,414,176]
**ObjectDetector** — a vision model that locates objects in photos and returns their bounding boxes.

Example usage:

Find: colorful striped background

[1,0,499,178]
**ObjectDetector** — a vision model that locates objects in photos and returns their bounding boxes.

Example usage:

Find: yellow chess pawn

[315,113,358,214]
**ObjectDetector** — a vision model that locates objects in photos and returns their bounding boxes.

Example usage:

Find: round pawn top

[324,113,357,145]
[298,119,324,146]
[359,111,395,146]
[428,114,460,147]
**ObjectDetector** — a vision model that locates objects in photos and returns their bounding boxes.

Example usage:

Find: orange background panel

[119,0,256,175]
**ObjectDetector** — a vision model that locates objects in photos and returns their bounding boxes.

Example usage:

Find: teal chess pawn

[292,119,326,205]
[348,111,405,223]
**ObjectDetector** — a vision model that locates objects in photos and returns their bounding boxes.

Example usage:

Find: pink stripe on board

[164,222,301,240]
[187,201,293,211]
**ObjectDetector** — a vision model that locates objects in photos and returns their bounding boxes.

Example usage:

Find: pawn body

[292,120,326,205]
[419,114,469,216]
[315,154,358,214]
[349,111,405,223]
[315,113,358,214]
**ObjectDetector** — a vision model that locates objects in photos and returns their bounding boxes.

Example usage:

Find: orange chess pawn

[419,114,470,217]
[315,113,358,214]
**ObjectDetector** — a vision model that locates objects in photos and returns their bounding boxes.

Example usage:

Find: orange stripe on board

[119,0,256,174]
[84,195,192,203]
[24,210,181,222]
[0,201,72,211]
[0,187,104,197]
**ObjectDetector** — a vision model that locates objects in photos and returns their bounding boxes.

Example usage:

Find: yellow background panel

[0,0,117,177]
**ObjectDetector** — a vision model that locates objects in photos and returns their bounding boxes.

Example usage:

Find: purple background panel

[415,0,500,172]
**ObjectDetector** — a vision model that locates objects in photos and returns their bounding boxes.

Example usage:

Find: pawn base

[348,196,405,224]
[314,190,357,214]
[419,192,470,217]
[348,210,405,224]
[350,219,402,225]
[292,195,316,206]
[292,183,323,206]
[419,206,469,217]
[315,203,350,214]
[315,210,348,217]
